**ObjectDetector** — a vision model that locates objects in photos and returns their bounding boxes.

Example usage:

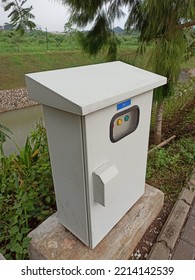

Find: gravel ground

[0,88,38,113]
[130,201,173,259]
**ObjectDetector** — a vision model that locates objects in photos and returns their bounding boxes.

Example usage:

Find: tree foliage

[2,0,36,35]
[125,0,195,101]
[62,0,195,95]
[61,0,195,144]
[62,0,129,60]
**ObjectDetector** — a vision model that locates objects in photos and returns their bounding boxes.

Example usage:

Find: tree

[125,0,195,144]
[2,0,36,35]
[9,30,23,51]
[61,0,195,144]
[64,21,78,34]
[61,0,124,60]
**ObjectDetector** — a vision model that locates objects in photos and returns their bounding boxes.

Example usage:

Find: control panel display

[110,106,140,143]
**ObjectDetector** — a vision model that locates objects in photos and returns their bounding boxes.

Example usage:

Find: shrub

[146,136,195,202]
[0,122,56,259]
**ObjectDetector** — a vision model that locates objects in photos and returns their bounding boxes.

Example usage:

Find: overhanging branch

[177,21,195,29]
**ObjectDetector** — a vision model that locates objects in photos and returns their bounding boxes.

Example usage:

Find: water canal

[0,105,43,155]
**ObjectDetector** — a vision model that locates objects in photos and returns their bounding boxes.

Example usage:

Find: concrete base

[28,184,164,260]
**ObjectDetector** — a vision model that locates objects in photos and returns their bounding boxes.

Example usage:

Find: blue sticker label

[117,99,131,110]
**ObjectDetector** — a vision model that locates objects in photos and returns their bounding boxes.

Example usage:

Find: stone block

[191,202,195,217]
[28,184,164,260]
[180,188,195,205]
[172,239,195,260]
[148,242,170,260]
[181,215,195,246]
[188,168,195,188]
[158,200,190,250]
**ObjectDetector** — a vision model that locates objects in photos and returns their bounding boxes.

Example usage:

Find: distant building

[35,25,42,31]
[113,26,124,34]
[3,23,13,31]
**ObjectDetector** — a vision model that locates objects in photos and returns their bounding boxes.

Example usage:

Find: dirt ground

[130,201,173,259]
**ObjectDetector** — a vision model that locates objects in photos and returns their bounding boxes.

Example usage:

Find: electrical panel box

[25,61,167,248]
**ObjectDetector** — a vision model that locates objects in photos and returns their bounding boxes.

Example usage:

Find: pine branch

[177,21,195,29]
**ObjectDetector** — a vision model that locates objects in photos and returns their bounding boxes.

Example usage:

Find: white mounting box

[25,61,167,248]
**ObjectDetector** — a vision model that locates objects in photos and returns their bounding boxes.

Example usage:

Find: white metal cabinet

[25,61,167,248]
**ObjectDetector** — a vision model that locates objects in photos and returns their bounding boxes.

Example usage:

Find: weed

[146,136,195,202]
[150,79,195,130]
[0,122,55,259]
[0,124,12,167]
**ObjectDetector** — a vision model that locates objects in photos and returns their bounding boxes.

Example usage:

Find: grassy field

[1,50,194,90]
[0,30,140,90]
[0,28,194,85]
[0,51,107,90]
[0,30,194,90]
[0,30,81,53]
[0,30,139,53]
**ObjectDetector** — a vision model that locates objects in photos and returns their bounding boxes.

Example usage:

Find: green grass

[146,136,195,202]
[0,30,194,90]
[182,56,195,68]
[0,51,106,90]
[150,79,195,131]
[0,30,140,90]
[147,91,195,203]
[0,30,81,53]
[0,30,139,54]
[1,49,194,90]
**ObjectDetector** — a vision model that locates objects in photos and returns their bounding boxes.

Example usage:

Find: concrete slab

[172,239,195,260]
[180,188,195,205]
[181,215,195,246]
[188,169,195,188]
[158,200,190,250]
[28,184,164,260]
[191,202,195,217]
[148,242,170,260]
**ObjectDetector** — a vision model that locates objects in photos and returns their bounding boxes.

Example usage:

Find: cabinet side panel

[43,105,89,245]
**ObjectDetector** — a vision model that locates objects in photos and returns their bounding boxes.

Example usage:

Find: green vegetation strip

[147,136,195,201]
[147,100,195,202]
[0,123,55,260]
[0,51,105,90]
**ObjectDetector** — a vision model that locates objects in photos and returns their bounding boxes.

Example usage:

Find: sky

[0,0,127,32]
